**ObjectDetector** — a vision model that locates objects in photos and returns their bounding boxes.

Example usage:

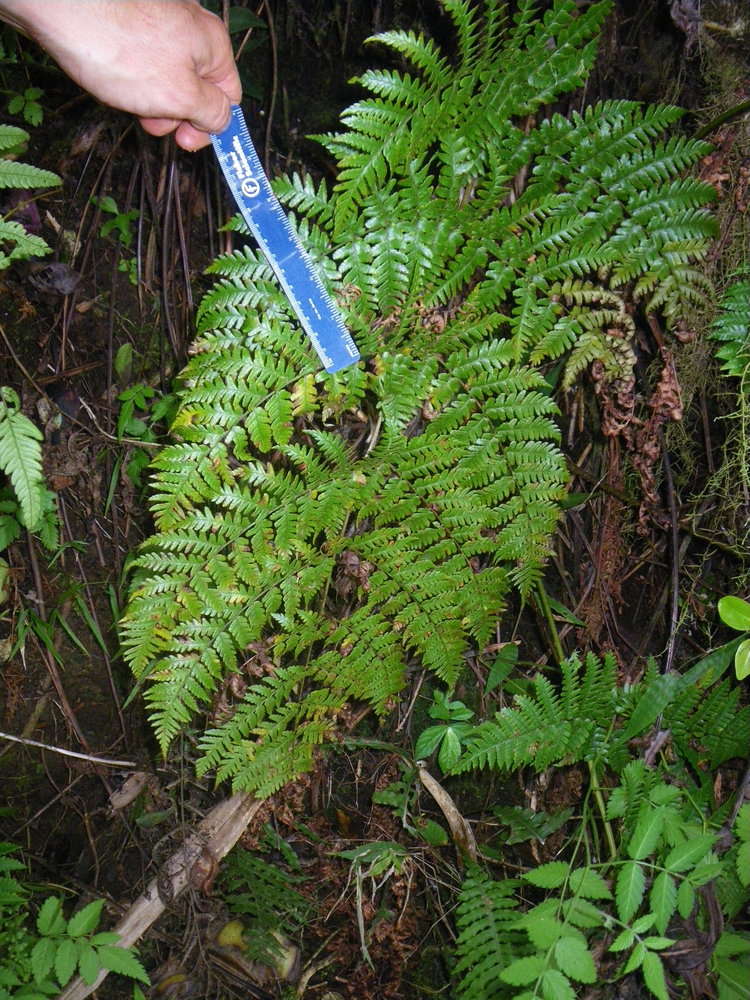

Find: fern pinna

[122,0,715,794]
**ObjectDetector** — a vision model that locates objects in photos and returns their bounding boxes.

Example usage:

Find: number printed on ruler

[211,106,360,374]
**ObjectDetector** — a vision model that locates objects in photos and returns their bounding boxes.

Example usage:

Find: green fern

[122,0,717,794]
[709,275,750,378]
[220,847,309,965]
[453,866,523,999]
[0,123,59,269]
[453,651,750,777]
[0,387,45,531]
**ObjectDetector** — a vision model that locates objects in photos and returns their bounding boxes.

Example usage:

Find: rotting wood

[57,791,262,1000]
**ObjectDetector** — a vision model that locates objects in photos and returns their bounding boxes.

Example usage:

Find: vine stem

[534,581,566,666]
[587,759,618,862]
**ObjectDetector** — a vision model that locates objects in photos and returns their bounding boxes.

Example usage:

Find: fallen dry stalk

[58,791,262,1000]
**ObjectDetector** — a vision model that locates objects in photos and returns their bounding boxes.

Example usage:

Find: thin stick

[58,792,262,1000]
[0,730,135,768]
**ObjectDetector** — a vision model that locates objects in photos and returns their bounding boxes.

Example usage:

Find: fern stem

[534,581,565,666]
[587,759,617,862]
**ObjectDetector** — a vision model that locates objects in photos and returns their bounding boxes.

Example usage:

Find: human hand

[0,0,242,150]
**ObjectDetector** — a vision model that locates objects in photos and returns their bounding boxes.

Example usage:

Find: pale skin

[0,0,242,150]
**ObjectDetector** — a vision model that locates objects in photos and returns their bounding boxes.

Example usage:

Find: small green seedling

[415,690,474,772]
[7,86,44,126]
[717,596,750,680]
[92,196,139,248]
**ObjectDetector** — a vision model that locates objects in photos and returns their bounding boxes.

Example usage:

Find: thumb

[186,78,234,135]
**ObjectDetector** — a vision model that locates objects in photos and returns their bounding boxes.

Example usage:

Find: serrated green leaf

[562,897,604,928]
[628,808,665,860]
[616,861,646,923]
[541,968,575,1000]
[77,943,100,985]
[246,407,272,451]
[414,725,444,760]
[36,897,65,936]
[676,879,695,919]
[0,123,28,150]
[30,937,56,984]
[718,596,750,632]
[713,956,750,999]
[95,945,149,984]
[643,936,674,950]
[437,726,463,771]
[523,860,570,889]
[649,871,677,934]
[622,940,646,974]
[737,841,750,887]
[688,859,723,886]
[568,866,612,899]
[494,805,572,845]
[525,915,567,949]
[0,159,59,189]
[642,950,669,1000]
[714,931,750,957]
[631,913,656,934]
[0,401,44,530]
[554,935,596,983]
[54,938,79,987]
[67,898,104,937]
[609,928,635,952]
[649,783,681,806]
[736,804,750,842]
[499,954,547,986]
[663,833,715,872]
[90,932,120,946]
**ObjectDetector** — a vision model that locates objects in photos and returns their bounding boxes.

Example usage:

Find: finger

[140,116,181,137]
[185,77,234,135]
[174,121,213,152]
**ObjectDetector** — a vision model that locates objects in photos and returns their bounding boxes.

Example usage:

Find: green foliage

[6,87,44,127]
[220,847,309,965]
[115,382,177,487]
[0,846,147,998]
[92,195,139,247]
[717,595,750,680]
[453,652,750,776]
[450,650,750,999]
[30,898,148,989]
[0,123,58,269]
[709,275,750,378]
[414,690,474,772]
[122,0,716,796]
[0,387,45,532]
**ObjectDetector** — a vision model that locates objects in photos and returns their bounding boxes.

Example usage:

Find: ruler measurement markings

[211,106,359,374]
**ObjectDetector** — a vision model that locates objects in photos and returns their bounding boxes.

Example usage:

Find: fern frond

[454,866,522,999]
[124,0,717,795]
[710,276,750,378]
[0,388,44,530]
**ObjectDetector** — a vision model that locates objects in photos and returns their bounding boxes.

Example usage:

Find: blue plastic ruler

[211,105,360,373]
